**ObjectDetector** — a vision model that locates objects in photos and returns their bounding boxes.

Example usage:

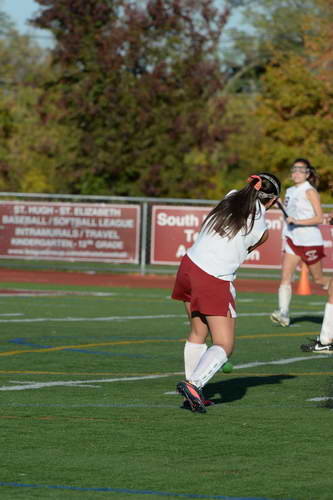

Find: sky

[1,0,54,47]
[1,0,244,50]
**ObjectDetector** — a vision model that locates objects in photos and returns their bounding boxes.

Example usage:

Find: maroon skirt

[171,254,236,317]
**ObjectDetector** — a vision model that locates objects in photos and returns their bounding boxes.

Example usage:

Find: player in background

[301,276,333,352]
[172,173,281,413]
[271,158,330,328]
[301,194,333,352]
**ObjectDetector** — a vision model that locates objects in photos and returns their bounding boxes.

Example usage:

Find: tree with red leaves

[32,0,230,197]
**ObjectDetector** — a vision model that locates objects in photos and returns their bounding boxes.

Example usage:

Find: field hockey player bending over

[172,173,281,413]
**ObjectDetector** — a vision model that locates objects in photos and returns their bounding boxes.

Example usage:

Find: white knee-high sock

[189,345,227,389]
[278,284,292,315]
[319,303,333,345]
[184,341,207,380]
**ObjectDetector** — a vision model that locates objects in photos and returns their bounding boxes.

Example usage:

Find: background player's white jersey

[187,199,267,281]
[283,180,323,246]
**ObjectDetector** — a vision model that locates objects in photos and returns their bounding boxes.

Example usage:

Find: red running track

[0,268,327,295]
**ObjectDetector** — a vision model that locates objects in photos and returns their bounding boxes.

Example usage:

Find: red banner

[0,201,140,263]
[151,205,210,265]
[151,205,333,271]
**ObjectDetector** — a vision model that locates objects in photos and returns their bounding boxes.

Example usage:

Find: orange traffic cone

[296,262,312,295]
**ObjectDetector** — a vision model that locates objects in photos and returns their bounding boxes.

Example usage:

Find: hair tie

[247,175,262,191]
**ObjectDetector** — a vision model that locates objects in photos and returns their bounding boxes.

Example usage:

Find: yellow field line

[0,331,319,357]
[238,332,318,339]
[0,338,180,357]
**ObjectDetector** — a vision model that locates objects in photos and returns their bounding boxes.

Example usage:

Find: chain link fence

[0,192,332,275]
[0,192,218,275]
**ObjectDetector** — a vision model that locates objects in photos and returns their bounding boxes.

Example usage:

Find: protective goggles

[291,166,309,173]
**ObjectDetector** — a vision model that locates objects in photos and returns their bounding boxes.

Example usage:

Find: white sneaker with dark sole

[301,338,333,353]
[270,310,290,327]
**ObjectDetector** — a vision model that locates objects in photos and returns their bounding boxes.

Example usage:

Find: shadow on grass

[291,315,323,325]
[319,376,333,410]
[204,374,296,405]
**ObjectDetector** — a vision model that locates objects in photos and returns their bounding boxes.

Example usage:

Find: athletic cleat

[202,399,215,407]
[176,381,207,413]
[300,338,333,353]
[181,398,215,411]
[270,310,290,327]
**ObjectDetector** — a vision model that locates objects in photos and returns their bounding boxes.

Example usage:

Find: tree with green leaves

[32,0,232,197]
[223,0,315,94]
[226,0,333,201]
[0,25,77,194]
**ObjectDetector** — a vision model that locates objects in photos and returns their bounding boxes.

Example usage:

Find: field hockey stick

[276,200,289,220]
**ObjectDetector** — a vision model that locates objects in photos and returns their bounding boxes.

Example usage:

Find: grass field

[0,279,332,500]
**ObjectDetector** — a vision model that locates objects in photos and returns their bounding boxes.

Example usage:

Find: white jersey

[283,180,323,246]
[187,197,267,281]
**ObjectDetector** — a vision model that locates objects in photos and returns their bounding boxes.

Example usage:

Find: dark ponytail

[203,172,280,239]
[292,158,319,188]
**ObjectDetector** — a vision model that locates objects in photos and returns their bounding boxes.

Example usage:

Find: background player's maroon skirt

[286,237,325,265]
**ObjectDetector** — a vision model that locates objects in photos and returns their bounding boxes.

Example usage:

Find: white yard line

[0,289,117,297]
[0,373,183,391]
[0,313,24,317]
[0,314,185,323]
[307,397,333,402]
[234,355,330,369]
[0,290,168,298]
[0,355,330,392]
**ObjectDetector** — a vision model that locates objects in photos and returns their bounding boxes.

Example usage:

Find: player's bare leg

[185,301,209,344]
[206,315,235,356]
[308,261,331,289]
[186,315,234,388]
[328,277,333,304]
[183,301,209,380]
[280,252,300,285]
